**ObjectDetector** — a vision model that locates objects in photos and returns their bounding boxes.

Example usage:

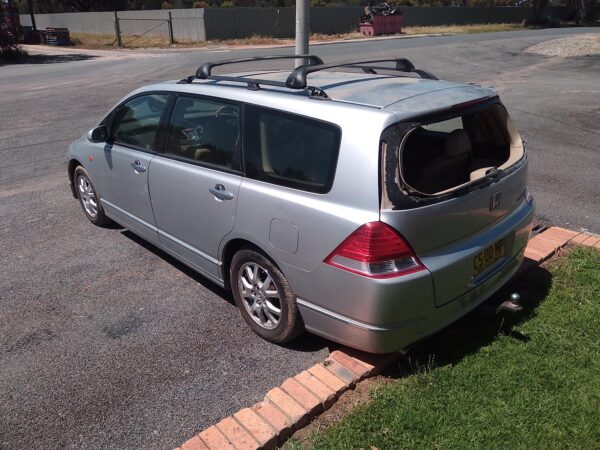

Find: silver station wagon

[67,55,535,353]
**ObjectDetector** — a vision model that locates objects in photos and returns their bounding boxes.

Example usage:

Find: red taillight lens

[324,222,425,278]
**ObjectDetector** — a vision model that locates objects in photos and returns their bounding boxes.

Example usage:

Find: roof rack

[179,55,437,98]
[179,55,325,92]
[286,58,438,89]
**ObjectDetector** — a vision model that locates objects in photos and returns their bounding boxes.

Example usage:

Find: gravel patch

[525,33,600,57]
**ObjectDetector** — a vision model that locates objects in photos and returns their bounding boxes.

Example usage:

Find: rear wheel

[74,166,109,226]
[230,249,304,344]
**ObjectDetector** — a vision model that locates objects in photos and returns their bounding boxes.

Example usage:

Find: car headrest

[445,129,472,157]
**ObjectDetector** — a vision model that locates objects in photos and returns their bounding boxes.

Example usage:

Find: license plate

[474,238,506,276]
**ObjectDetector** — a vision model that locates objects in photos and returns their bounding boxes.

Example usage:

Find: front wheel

[74,166,110,226]
[230,249,304,344]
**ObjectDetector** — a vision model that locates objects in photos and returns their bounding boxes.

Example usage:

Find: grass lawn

[291,246,600,449]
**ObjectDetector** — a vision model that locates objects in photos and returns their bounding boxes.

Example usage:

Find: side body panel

[69,138,159,244]
[97,144,158,243]
[149,157,242,279]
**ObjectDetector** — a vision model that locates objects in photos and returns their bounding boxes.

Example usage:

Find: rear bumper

[294,198,535,354]
[298,242,525,353]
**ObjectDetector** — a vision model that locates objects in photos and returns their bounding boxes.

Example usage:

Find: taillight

[324,222,425,279]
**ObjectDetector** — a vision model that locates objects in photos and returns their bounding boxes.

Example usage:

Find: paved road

[1,28,599,449]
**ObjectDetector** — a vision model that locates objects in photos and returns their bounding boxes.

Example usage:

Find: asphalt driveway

[0,27,598,449]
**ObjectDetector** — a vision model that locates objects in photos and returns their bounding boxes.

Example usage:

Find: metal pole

[27,0,37,32]
[114,11,122,48]
[6,0,17,34]
[168,12,175,45]
[295,0,309,68]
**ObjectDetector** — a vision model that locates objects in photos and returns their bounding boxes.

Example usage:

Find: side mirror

[87,125,108,143]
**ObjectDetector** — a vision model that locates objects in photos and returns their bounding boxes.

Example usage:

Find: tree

[1,1,26,60]
[579,0,599,24]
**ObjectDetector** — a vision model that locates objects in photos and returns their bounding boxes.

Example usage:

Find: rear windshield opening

[397,103,524,195]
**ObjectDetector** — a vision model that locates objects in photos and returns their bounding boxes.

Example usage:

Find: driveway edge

[176,226,599,450]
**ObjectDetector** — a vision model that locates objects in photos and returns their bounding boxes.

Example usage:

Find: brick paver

[215,416,259,450]
[233,408,277,450]
[280,378,322,416]
[198,426,235,450]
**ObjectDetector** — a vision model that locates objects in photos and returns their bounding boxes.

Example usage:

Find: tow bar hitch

[496,293,523,314]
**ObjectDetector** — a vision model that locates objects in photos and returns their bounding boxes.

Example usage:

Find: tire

[74,166,110,226]
[230,249,304,344]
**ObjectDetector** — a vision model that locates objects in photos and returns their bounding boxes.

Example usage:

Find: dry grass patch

[70,23,526,50]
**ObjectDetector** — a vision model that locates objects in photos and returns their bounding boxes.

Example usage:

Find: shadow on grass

[390,261,553,377]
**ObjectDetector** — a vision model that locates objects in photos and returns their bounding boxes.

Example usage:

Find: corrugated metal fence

[19,6,569,43]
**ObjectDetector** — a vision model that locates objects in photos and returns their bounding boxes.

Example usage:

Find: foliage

[192,0,207,6]
[161,0,173,7]
[579,0,599,24]
[1,2,27,61]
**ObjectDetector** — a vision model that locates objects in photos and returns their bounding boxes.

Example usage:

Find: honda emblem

[490,192,502,211]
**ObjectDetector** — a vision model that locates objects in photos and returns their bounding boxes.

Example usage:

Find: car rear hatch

[379,97,532,307]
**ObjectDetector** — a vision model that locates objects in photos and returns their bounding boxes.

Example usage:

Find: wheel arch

[68,158,83,198]
[220,237,282,291]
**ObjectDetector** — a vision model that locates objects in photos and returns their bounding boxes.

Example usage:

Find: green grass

[300,247,600,449]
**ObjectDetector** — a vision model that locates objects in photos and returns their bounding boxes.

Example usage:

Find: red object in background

[360,14,403,37]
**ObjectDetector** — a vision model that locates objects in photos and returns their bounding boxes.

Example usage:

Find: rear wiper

[484,167,503,178]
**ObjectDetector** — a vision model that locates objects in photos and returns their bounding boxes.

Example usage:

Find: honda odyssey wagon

[67,55,535,353]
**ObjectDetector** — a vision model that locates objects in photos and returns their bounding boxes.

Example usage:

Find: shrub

[0,4,27,62]
[192,0,208,6]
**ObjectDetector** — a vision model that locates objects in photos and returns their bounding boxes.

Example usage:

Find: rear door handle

[131,160,146,173]
[209,184,234,201]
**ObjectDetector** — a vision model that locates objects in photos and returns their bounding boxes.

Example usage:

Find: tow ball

[496,293,523,314]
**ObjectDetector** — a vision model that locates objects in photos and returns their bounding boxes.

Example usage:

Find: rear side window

[244,106,341,193]
[111,94,169,150]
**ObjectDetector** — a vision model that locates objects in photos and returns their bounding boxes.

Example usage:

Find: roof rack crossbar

[286,58,437,89]
[203,74,290,90]
[196,54,324,80]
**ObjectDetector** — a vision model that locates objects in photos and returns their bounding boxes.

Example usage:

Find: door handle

[131,160,146,173]
[209,184,234,201]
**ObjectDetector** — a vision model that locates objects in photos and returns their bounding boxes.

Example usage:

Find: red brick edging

[177,226,599,450]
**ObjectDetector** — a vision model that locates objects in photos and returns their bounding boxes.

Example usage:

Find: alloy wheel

[238,262,282,329]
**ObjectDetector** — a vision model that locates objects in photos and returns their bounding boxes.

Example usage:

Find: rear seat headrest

[445,129,472,157]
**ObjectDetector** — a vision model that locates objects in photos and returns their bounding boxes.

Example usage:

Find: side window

[165,96,240,169]
[244,106,341,193]
[111,94,169,150]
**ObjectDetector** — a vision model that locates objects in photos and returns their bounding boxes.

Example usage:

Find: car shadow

[120,229,236,306]
[18,54,99,65]
[387,261,553,378]
[119,228,551,361]
[119,228,335,353]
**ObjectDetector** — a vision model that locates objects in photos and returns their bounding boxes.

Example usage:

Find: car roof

[221,70,473,107]
[151,70,496,120]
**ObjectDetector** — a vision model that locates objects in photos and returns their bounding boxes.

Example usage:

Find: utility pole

[295,0,309,68]
[26,0,37,31]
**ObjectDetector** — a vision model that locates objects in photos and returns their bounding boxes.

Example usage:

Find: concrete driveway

[0,27,598,449]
